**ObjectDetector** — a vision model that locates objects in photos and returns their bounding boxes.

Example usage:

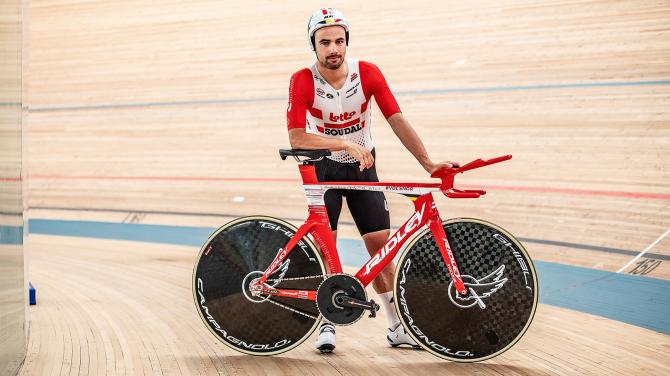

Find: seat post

[298,163,318,184]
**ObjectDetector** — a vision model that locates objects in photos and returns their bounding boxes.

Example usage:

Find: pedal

[368,300,379,318]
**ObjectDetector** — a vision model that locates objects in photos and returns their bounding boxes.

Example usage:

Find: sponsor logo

[350,72,358,82]
[448,265,507,309]
[316,88,325,98]
[326,93,334,99]
[441,236,464,288]
[259,221,315,261]
[325,124,362,136]
[313,74,326,85]
[363,203,426,275]
[197,278,291,351]
[345,88,357,98]
[493,233,532,291]
[264,248,287,276]
[346,82,360,93]
[386,186,414,191]
[397,261,474,357]
[329,111,356,122]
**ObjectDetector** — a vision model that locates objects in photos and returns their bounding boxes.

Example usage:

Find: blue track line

[0,225,23,245]
[28,79,670,112]
[27,218,670,334]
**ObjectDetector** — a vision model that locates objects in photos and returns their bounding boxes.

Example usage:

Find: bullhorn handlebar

[430,155,512,198]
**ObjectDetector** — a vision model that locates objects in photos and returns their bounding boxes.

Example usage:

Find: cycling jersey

[287,59,401,163]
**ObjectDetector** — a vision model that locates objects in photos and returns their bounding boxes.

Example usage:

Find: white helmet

[307,8,349,51]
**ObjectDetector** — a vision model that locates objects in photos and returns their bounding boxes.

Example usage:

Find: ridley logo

[363,203,426,275]
[329,111,356,122]
[448,265,507,309]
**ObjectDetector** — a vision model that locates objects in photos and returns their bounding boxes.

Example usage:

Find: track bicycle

[193,149,538,362]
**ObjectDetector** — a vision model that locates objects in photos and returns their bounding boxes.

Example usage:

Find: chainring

[316,274,367,325]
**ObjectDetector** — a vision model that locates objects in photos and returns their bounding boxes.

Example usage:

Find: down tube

[355,195,435,286]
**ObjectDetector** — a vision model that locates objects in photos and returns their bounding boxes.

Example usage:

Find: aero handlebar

[430,155,512,198]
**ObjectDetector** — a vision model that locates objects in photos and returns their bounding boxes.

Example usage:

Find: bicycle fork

[426,213,467,296]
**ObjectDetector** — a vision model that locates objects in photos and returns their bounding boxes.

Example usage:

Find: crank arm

[335,296,380,318]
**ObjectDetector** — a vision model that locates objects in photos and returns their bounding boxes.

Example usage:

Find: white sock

[379,291,400,329]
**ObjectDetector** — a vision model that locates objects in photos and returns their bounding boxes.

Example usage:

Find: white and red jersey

[287,59,401,163]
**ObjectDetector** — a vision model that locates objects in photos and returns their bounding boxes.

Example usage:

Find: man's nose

[328,43,339,54]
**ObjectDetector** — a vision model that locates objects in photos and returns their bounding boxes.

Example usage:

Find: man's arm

[387,113,459,174]
[288,129,374,170]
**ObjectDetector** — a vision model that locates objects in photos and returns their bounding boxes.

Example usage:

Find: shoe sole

[318,344,335,353]
[388,335,421,349]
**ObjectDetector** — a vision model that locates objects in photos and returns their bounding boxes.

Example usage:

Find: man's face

[314,26,347,70]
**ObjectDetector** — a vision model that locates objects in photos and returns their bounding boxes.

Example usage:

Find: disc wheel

[193,216,326,355]
[394,218,538,362]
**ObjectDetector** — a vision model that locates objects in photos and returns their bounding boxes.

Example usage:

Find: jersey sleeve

[359,61,401,119]
[286,68,314,130]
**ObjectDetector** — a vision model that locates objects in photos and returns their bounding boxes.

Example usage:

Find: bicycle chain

[265,274,325,283]
[259,274,326,320]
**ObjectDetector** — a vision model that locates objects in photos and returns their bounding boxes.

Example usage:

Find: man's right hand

[344,141,374,171]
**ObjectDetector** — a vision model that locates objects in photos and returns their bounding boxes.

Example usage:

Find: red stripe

[308,107,323,120]
[0,177,22,182]
[360,100,369,113]
[459,184,670,200]
[23,175,670,200]
[323,117,360,129]
[27,175,298,183]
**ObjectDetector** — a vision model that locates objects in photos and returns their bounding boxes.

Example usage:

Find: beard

[321,54,344,70]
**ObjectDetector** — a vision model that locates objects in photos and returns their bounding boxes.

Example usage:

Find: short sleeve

[286,68,314,130]
[359,61,401,119]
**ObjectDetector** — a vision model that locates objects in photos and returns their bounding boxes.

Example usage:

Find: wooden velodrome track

[18,0,670,374]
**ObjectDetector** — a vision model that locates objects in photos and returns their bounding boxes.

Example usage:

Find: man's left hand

[425,161,460,174]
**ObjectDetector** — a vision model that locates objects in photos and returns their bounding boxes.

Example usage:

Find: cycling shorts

[314,149,390,235]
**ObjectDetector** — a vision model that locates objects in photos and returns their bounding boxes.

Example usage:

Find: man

[286,8,459,353]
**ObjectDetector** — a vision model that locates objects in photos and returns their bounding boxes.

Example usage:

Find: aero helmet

[307,8,349,51]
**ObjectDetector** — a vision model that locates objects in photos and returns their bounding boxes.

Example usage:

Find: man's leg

[361,229,393,293]
[315,190,343,353]
[360,228,418,348]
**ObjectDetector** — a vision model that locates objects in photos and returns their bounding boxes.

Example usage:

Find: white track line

[616,228,670,273]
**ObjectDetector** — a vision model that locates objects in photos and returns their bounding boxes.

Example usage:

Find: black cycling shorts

[314,149,390,235]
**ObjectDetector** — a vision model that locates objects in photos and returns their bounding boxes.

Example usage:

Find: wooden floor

[19,234,670,375]
[17,0,670,374]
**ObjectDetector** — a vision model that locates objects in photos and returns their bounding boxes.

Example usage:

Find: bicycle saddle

[279,149,331,161]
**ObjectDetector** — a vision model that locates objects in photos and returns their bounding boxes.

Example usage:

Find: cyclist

[286,8,459,353]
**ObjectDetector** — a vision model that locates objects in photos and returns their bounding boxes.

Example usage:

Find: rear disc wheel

[193,216,326,355]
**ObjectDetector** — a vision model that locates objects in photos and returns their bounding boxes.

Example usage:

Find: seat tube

[299,164,318,184]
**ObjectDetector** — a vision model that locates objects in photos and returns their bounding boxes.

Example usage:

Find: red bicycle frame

[256,155,512,301]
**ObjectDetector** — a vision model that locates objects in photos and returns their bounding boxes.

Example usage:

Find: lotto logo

[329,111,356,122]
